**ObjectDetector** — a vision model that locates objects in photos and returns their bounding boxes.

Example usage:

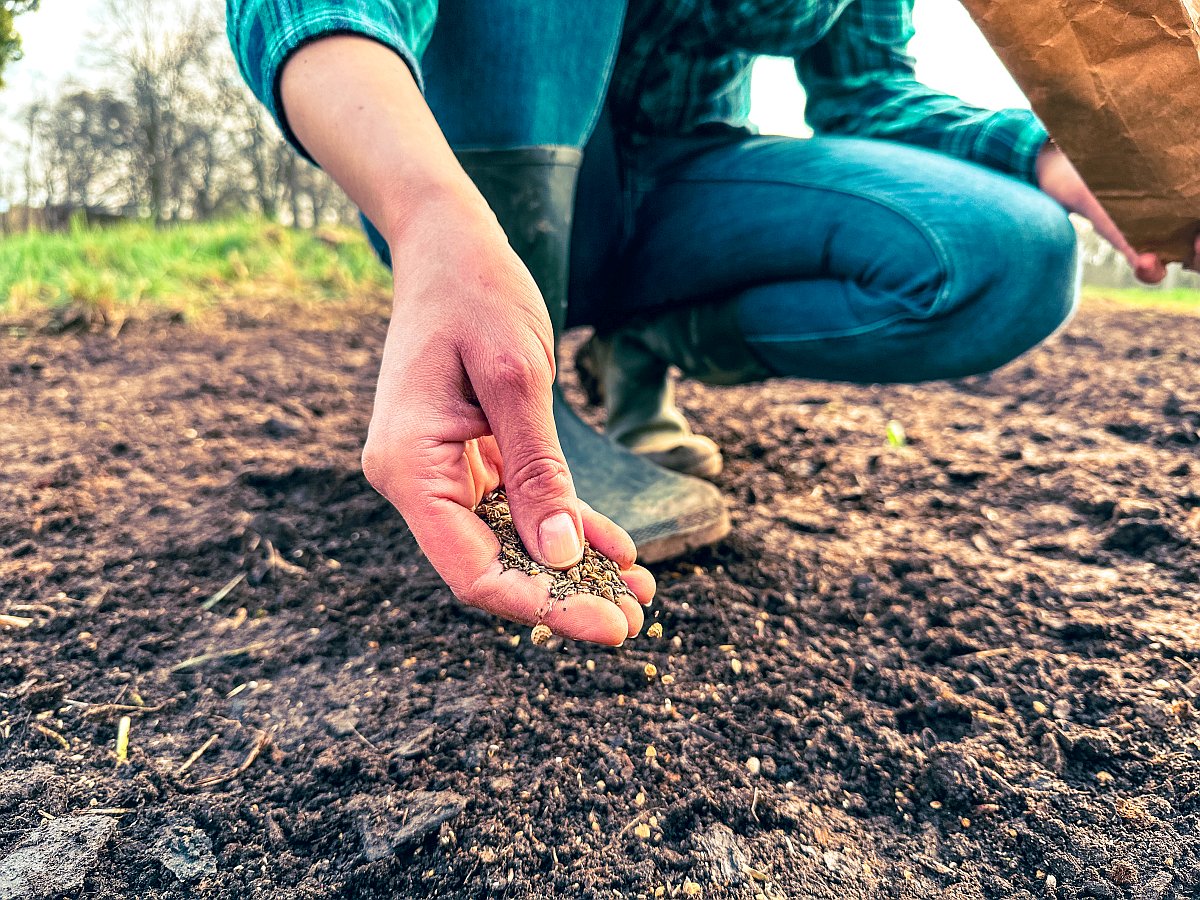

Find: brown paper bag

[960,0,1200,262]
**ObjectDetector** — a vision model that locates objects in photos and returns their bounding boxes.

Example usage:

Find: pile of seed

[476,489,636,619]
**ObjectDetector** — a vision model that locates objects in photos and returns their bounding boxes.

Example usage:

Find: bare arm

[279,36,653,644]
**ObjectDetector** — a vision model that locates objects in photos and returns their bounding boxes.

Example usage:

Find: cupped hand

[360,201,654,645]
[1035,143,1181,284]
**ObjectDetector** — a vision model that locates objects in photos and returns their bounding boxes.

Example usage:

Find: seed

[1032,700,1049,715]
[644,663,658,679]
[730,658,743,675]
[682,881,702,897]
[645,744,657,760]
[634,823,652,840]
[601,586,615,602]
[661,674,676,685]
[746,757,761,775]
[647,623,663,639]
[531,624,553,646]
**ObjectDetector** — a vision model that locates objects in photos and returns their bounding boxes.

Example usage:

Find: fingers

[580,501,637,570]
[462,337,585,571]
[619,565,657,608]
[1134,252,1167,285]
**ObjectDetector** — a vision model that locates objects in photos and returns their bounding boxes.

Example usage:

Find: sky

[1,0,1028,142]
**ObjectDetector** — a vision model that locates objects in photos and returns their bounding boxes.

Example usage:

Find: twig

[201,572,246,611]
[115,716,131,763]
[177,733,219,775]
[190,729,268,788]
[169,640,274,673]
[33,723,68,749]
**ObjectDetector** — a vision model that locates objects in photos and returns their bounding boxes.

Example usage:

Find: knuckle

[489,347,550,396]
[507,455,572,506]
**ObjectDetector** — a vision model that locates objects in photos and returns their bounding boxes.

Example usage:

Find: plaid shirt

[227,0,1049,183]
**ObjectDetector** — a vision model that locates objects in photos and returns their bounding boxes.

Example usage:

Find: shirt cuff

[237,2,426,162]
[984,108,1050,185]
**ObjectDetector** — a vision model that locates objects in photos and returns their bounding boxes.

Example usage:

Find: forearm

[804,75,1048,183]
[279,35,488,251]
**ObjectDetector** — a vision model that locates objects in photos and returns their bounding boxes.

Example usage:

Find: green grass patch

[1083,284,1200,310]
[0,217,390,322]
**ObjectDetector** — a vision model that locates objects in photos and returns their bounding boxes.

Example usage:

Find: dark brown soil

[1,299,1198,900]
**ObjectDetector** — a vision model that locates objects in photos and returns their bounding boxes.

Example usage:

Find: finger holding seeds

[477,490,648,644]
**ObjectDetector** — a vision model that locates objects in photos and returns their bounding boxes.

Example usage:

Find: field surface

[1,297,1199,899]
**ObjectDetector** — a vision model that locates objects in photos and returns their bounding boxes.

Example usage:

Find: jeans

[572,119,1081,382]
[366,0,1081,385]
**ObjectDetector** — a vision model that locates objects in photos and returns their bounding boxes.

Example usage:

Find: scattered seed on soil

[647,623,663,639]
[530,624,553,646]
[476,489,636,621]
[644,663,658,679]
[634,823,652,840]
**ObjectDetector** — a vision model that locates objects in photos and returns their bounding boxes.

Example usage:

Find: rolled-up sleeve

[796,0,1049,184]
[226,0,438,156]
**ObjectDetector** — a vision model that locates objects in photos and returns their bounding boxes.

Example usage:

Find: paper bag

[960,0,1200,262]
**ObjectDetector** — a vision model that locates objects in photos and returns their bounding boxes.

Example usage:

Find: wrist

[378,174,496,252]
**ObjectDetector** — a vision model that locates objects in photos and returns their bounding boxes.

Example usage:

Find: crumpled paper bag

[961,0,1200,262]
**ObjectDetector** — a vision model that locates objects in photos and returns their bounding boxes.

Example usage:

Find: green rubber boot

[575,330,724,480]
[456,147,730,563]
[576,301,772,479]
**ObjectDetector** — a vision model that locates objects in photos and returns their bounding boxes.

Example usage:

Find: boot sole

[629,505,732,565]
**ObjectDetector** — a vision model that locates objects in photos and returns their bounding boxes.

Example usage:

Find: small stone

[1032,701,1049,715]
[150,817,216,883]
[1096,771,1114,785]
[960,817,971,828]
[746,757,761,776]
[585,659,596,671]
[0,815,116,899]
[682,881,702,897]
[647,623,663,639]
[634,823,652,840]
[531,624,553,646]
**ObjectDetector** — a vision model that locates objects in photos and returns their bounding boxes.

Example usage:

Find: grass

[0,217,1197,326]
[1083,284,1200,310]
[0,216,390,324]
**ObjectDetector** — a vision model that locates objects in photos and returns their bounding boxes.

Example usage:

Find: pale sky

[1,0,1028,147]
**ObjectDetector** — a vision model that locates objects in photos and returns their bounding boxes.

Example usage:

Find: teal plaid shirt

[226,0,1049,183]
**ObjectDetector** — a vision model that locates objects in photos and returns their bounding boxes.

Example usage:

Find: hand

[1035,143,1185,284]
[361,198,654,645]
[279,35,653,645]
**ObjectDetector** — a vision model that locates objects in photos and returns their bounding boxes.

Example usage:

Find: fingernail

[538,512,582,568]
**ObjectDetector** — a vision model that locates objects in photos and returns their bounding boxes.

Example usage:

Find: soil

[1,298,1198,900]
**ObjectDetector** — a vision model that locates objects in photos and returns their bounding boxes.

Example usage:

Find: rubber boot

[456,147,731,563]
[577,300,772,478]
[575,330,724,480]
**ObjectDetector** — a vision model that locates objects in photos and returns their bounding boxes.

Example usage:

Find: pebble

[746,757,761,776]
[682,881,702,896]
[0,815,116,899]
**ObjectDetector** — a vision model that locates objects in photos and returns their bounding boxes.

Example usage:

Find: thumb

[465,343,584,570]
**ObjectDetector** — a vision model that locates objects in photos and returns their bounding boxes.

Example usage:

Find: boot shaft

[455,147,582,338]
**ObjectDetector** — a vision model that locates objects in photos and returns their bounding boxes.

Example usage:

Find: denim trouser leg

[585,133,1080,384]
[362,1,627,264]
